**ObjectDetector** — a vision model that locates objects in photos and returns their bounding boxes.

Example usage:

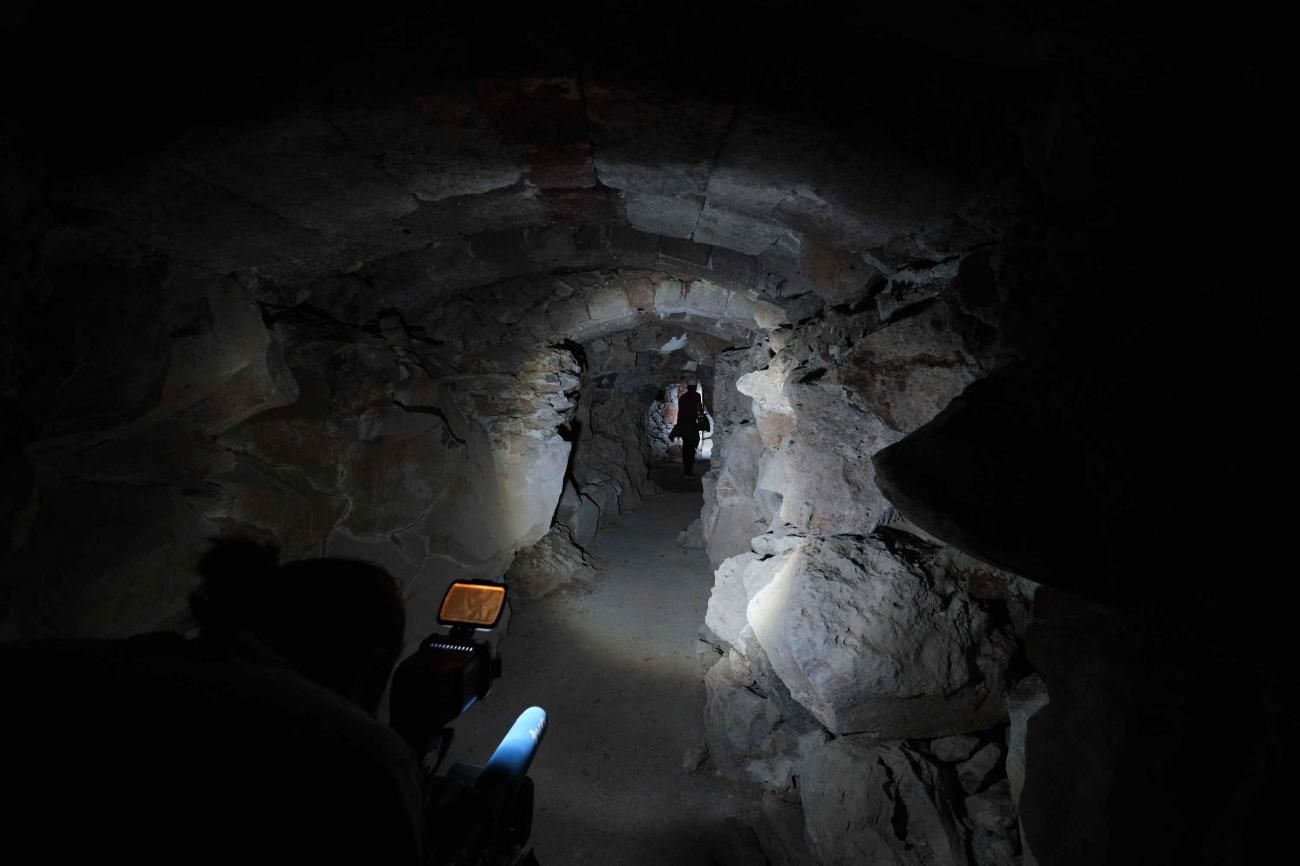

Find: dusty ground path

[440,480,763,865]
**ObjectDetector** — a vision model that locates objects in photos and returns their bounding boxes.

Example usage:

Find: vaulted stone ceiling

[3,4,1037,635]
[53,78,987,287]
[8,2,1052,343]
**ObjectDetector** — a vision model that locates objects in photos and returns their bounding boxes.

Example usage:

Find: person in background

[675,381,709,476]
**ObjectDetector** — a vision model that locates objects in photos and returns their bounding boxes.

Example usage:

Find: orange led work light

[438,581,507,629]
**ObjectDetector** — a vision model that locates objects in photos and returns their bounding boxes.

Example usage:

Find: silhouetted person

[675,382,709,476]
[0,540,423,865]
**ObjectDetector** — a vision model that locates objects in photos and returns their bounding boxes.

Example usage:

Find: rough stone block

[183,341,301,435]
[705,551,788,647]
[842,298,987,434]
[675,516,705,549]
[957,742,1005,794]
[8,482,196,639]
[693,201,785,255]
[706,246,761,290]
[624,192,703,239]
[682,279,730,317]
[554,478,582,525]
[702,425,768,568]
[966,780,1021,866]
[777,379,901,535]
[721,290,759,326]
[1006,674,1049,808]
[468,227,528,267]
[876,258,961,321]
[653,277,689,315]
[569,494,602,548]
[712,553,759,647]
[800,237,885,305]
[754,447,789,523]
[747,535,1012,737]
[526,143,596,190]
[703,655,770,775]
[659,235,713,268]
[752,300,790,329]
[930,734,982,763]
[505,523,594,597]
[749,530,804,557]
[544,294,594,337]
[801,738,970,866]
[585,284,636,326]
[966,779,1017,834]
[525,224,578,266]
[736,365,793,416]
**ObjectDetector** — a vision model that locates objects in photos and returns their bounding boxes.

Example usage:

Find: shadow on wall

[0,300,586,646]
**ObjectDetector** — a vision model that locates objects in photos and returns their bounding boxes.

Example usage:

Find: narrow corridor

[441,489,757,865]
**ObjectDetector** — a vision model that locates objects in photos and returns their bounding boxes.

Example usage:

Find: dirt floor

[440,466,770,865]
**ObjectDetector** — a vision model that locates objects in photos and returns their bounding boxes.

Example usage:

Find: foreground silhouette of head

[192,539,405,715]
[1,540,424,865]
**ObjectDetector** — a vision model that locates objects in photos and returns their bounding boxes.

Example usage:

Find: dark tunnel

[0,3,1284,865]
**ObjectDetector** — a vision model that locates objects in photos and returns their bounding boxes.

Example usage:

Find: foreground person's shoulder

[0,638,425,865]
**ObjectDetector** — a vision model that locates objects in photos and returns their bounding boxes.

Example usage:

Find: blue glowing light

[483,706,548,781]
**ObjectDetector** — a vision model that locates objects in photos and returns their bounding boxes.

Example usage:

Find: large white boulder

[705,551,791,647]
[747,535,1012,737]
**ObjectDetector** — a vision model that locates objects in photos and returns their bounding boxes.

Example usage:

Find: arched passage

[0,66,1034,864]
[5,60,1009,628]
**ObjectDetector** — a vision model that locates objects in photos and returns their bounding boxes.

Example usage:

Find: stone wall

[511,323,731,596]
[698,236,1040,866]
[3,269,582,647]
